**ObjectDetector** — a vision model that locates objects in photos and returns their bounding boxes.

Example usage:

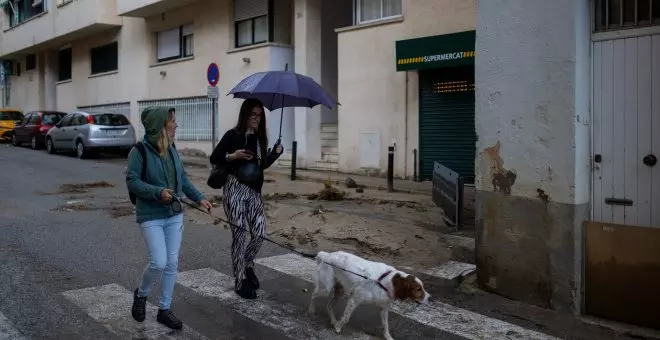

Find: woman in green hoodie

[126,106,212,330]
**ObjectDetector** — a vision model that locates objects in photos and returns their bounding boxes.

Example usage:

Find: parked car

[45,111,137,159]
[12,111,68,149]
[0,108,24,142]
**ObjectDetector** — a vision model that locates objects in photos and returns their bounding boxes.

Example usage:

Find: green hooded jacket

[126,106,205,223]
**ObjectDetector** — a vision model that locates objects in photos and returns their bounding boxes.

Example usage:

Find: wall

[474,0,590,313]
[336,0,475,178]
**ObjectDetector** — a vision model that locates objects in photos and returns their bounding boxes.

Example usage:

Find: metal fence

[77,102,131,116]
[137,97,213,142]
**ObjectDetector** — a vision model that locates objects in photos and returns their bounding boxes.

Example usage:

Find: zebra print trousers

[223,175,267,290]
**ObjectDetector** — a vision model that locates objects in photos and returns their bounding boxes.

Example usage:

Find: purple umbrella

[227,69,339,142]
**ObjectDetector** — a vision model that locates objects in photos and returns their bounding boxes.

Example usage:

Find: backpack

[127,142,177,205]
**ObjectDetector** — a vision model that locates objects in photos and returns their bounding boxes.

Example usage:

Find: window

[90,113,130,126]
[58,114,74,127]
[41,112,66,125]
[594,0,660,32]
[72,114,87,126]
[58,47,72,81]
[25,54,36,71]
[90,42,118,75]
[156,23,194,62]
[3,0,47,28]
[234,0,271,47]
[354,0,402,24]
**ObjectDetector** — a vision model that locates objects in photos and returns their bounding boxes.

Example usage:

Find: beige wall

[336,0,475,178]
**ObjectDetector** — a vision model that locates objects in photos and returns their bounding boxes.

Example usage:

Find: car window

[0,111,23,121]
[27,114,39,124]
[42,112,66,125]
[19,113,32,125]
[59,114,74,127]
[73,114,87,126]
[92,114,130,126]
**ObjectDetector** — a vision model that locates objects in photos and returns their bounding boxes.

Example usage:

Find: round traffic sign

[207,63,219,86]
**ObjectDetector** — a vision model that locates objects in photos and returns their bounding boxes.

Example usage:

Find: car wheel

[46,137,56,154]
[11,134,19,147]
[31,136,38,150]
[76,140,86,159]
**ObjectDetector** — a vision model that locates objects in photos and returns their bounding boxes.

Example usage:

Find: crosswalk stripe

[422,261,476,281]
[0,312,27,340]
[177,268,377,340]
[61,283,210,340]
[255,253,560,340]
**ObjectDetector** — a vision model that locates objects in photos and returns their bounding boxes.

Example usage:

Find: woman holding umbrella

[209,98,283,299]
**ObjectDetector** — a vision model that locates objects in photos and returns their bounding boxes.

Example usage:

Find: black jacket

[209,129,281,193]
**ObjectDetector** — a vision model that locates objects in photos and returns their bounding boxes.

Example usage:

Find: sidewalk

[180,155,433,194]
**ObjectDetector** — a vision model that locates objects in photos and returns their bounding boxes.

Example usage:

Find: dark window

[91,113,130,126]
[59,114,74,127]
[14,62,21,77]
[0,111,24,121]
[25,54,36,71]
[27,114,39,124]
[58,48,72,81]
[90,42,118,75]
[72,114,87,126]
[156,23,194,62]
[233,0,273,47]
[594,0,660,32]
[41,112,67,125]
[235,15,269,47]
[5,0,46,28]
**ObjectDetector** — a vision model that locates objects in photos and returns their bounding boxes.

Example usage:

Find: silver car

[45,111,137,159]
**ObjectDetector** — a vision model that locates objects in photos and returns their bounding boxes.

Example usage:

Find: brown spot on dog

[392,274,425,302]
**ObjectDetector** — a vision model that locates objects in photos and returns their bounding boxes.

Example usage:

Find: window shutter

[157,28,181,60]
[182,22,194,36]
[234,0,267,21]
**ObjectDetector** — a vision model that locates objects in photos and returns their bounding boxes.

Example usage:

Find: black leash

[178,196,392,289]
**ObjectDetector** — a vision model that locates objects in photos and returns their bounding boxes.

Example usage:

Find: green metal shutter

[418,66,476,183]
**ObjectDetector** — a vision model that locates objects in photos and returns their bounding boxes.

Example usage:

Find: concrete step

[320,123,338,133]
[312,160,339,171]
[321,152,339,162]
[321,138,338,148]
[320,131,338,141]
[321,145,338,154]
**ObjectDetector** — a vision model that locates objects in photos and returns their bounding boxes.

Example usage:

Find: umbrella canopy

[227,71,339,111]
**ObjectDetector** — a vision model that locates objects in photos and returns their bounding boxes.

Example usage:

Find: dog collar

[376,270,393,298]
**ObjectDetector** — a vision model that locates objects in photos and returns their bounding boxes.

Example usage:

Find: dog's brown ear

[392,274,415,300]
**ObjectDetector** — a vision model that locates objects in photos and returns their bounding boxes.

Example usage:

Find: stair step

[321,139,338,148]
[320,131,337,140]
[320,124,338,133]
[321,152,339,162]
[321,145,338,154]
[313,160,339,171]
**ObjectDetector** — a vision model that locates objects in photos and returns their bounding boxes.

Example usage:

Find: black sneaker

[131,289,147,322]
[235,279,257,300]
[157,309,183,330]
[245,267,260,289]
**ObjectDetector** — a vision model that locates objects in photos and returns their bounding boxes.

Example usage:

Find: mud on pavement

[185,168,475,272]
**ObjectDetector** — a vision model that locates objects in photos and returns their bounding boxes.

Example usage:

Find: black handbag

[207,163,228,189]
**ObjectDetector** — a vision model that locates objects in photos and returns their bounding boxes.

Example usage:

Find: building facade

[475,0,660,330]
[0,0,476,179]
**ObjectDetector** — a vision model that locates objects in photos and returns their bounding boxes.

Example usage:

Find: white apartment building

[0,0,477,180]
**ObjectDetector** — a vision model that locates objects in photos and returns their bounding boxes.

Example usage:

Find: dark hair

[234,98,268,164]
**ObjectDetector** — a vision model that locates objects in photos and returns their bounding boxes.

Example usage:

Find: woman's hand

[160,188,173,203]
[274,144,283,154]
[230,149,253,160]
[198,199,213,212]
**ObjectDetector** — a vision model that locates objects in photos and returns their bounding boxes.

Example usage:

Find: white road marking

[177,268,376,340]
[423,261,476,281]
[61,283,209,340]
[256,253,560,340]
[0,312,27,340]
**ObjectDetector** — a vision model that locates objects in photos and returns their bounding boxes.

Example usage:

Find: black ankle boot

[131,289,147,322]
[245,267,260,290]
[157,309,183,330]
[235,279,257,300]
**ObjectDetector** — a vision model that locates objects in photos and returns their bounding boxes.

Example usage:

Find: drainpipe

[403,71,409,179]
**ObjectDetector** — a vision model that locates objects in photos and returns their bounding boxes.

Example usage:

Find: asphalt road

[0,144,639,340]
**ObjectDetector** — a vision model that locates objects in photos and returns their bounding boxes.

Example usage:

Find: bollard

[413,148,418,182]
[290,141,298,181]
[387,145,394,192]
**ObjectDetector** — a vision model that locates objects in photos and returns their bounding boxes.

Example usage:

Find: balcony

[0,0,122,57]
[117,0,203,17]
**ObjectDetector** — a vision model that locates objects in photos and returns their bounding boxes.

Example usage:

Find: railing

[137,96,213,142]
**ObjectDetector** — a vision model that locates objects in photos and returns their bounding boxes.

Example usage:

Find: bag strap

[135,142,147,180]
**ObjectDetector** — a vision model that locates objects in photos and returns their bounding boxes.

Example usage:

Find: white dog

[308,251,431,340]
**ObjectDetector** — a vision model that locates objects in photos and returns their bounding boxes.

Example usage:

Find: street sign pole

[206,63,220,149]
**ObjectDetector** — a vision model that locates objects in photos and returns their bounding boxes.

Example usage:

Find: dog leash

[179,196,394,293]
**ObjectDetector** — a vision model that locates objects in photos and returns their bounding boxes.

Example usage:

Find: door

[14,113,33,142]
[51,114,74,149]
[418,66,476,183]
[592,35,660,227]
